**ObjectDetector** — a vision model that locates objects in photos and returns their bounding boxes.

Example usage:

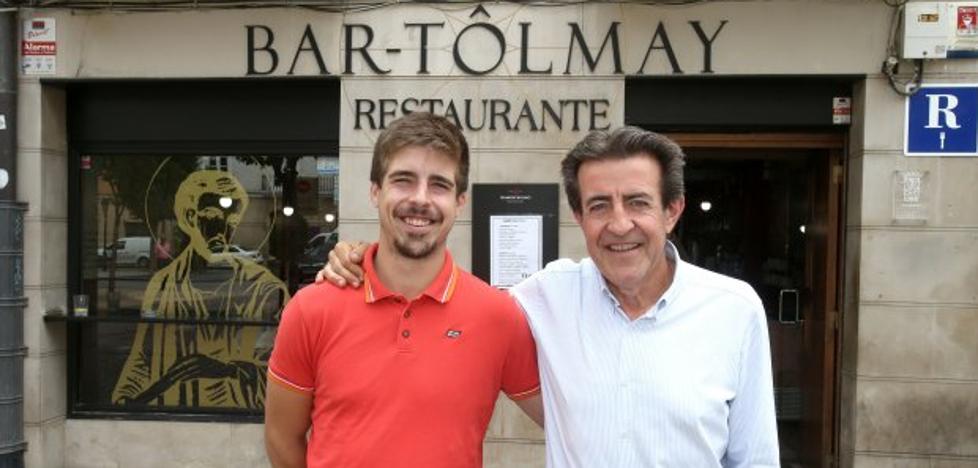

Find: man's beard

[393,234,438,259]
[391,204,442,259]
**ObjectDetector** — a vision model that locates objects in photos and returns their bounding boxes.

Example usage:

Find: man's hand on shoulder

[315,241,369,287]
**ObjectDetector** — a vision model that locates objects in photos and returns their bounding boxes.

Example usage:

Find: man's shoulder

[523,257,591,284]
[542,257,589,274]
[287,282,356,315]
[509,258,592,313]
[680,260,763,310]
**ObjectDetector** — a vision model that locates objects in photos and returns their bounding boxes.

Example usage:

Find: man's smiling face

[371,145,466,260]
[574,154,684,295]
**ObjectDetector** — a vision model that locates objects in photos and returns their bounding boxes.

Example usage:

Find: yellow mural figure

[113,170,290,409]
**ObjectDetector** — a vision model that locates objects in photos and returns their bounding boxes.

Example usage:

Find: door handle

[778,289,801,325]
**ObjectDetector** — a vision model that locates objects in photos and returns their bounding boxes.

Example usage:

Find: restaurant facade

[4,0,977,466]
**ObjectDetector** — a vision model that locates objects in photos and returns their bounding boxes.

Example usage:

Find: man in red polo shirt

[264,113,543,468]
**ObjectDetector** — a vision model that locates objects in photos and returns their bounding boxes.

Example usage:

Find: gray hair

[561,126,686,214]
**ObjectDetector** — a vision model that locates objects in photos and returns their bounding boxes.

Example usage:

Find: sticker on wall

[892,169,929,224]
[832,97,851,125]
[959,6,978,36]
[21,18,56,75]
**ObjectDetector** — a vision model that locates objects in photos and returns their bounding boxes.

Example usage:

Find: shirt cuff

[268,368,314,395]
[506,384,541,401]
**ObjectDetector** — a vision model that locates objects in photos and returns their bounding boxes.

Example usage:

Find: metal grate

[775,386,803,421]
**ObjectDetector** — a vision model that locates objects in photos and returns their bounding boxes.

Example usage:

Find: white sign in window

[489,215,542,288]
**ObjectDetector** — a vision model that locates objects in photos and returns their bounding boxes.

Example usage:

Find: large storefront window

[73,154,338,417]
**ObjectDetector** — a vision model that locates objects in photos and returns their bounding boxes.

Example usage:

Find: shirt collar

[658,241,686,311]
[362,243,459,304]
[595,241,687,321]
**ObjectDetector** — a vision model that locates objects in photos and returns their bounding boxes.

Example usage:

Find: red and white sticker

[833,97,851,125]
[21,18,56,75]
[959,7,978,36]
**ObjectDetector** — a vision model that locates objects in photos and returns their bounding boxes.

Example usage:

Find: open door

[670,134,842,467]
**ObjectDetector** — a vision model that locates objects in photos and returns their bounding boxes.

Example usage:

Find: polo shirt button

[401,330,410,338]
[403,310,411,318]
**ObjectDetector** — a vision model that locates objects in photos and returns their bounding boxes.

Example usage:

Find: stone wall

[842,64,978,467]
[18,78,68,468]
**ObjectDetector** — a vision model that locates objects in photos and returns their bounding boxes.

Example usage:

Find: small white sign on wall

[22,18,56,75]
[892,169,929,223]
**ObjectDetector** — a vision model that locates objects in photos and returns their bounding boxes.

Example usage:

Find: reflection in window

[205,156,229,172]
[77,155,339,415]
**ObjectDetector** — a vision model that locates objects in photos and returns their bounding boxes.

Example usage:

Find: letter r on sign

[925,94,962,129]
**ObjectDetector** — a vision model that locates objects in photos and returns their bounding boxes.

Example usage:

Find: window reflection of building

[205,156,229,172]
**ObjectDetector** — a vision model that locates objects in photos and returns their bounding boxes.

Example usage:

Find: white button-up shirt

[510,244,779,468]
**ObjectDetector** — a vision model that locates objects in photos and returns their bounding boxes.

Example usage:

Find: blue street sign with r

[906,85,978,156]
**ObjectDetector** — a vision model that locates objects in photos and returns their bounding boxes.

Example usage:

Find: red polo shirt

[268,244,540,468]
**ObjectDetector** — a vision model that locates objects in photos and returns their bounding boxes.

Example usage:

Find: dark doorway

[670,135,843,467]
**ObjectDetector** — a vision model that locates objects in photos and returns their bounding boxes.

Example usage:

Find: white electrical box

[904,2,978,59]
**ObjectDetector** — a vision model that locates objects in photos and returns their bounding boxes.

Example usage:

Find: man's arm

[724,306,780,468]
[265,291,317,468]
[264,381,313,468]
[514,393,544,427]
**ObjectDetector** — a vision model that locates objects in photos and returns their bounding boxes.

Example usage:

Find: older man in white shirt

[319,127,780,467]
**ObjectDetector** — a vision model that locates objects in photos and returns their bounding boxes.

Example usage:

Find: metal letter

[689,20,728,74]
[287,24,329,75]
[454,23,506,75]
[246,25,278,75]
[405,23,444,74]
[344,24,391,74]
[565,22,622,74]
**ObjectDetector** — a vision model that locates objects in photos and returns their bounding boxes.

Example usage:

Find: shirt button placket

[401,307,411,338]
[617,329,633,461]
[619,325,640,463]
[396,297,412,350]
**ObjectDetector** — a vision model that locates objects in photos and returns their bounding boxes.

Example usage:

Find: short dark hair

[370,112,470,194]
[561,126,686,214]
